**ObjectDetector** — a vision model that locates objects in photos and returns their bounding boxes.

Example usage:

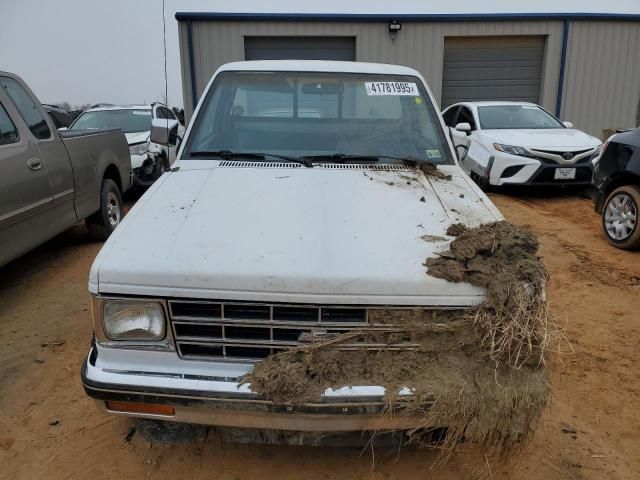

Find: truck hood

[90,161,502,306]
[124,131,150,145]
[482,128,601,149]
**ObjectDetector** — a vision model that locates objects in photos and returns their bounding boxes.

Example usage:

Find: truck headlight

[102,301,165,341]
[129,141,150,156]
[493,143,532,157]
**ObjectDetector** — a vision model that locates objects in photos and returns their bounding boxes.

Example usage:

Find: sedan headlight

[592,144,603,157]
[591,142,606,165]
[102,301,165,341]
[493,143,532,157]
[129,141,150,156]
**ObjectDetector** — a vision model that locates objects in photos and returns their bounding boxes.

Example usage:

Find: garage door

[244,36,356,61]
[442,36,545,107]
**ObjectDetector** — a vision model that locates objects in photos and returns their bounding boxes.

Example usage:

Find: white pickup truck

[81,61,502,433]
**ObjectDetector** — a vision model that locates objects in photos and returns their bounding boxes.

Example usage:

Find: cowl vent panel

[219,161,301,168]
[218,161,413,171]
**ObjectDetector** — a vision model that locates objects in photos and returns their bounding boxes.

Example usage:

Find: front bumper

[81,348,422,432]
[490,153,594,186]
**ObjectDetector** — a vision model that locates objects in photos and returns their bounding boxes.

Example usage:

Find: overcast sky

[2,0,638,108]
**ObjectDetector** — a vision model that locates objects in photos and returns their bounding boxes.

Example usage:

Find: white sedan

[441,101,601,188]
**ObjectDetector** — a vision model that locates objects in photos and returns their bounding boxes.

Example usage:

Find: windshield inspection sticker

[426,149,442,159]
[132,111,151,115]
[365,81,419,96]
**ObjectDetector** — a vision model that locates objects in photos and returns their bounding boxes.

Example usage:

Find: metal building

[176,10,640,137]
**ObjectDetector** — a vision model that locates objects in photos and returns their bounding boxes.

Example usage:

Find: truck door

[0,93,53,266]
[450,106,475,150]
[443,106,467,160]
[164,107,182,164]
[155,105,179,165]
[0,76,77,239]
[454,106,480,171]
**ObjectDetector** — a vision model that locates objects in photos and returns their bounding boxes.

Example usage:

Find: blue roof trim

[175,12,640,22]
[186,21,197,111]
[555,20,570,117]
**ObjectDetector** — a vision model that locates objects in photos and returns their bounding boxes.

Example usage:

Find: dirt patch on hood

[420,234,447,242]
[241,221,556,458]
[446,223,467,237]
[401,160,452,181]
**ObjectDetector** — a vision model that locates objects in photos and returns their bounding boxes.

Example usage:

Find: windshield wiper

[301,153,381,163]
[302,153,429,165]
[188,150,313,167]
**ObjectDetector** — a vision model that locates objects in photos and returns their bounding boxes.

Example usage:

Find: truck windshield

[478,105,564,130]
[71,109,152,133]
[183,71,453,164]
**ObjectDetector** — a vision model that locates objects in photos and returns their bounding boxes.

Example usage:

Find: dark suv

[592,128,640,250]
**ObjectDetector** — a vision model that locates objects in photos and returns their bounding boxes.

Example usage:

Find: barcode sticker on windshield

[365,82,419,96]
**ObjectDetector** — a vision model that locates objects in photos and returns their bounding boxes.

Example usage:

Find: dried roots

[241,221,559,461]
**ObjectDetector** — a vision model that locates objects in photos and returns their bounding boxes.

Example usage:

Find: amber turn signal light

[105,400,175,416]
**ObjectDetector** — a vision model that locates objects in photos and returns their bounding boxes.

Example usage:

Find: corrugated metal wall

[178,19,640,136]
[561,21,640,137]
[178,20,564,120]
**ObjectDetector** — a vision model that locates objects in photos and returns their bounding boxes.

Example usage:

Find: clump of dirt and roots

[446,222,467,237]
[241,221,559,459]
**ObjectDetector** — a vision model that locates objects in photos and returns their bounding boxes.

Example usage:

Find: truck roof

[461,101,540,107]
[218,60,422,77]
[85,105,152,112]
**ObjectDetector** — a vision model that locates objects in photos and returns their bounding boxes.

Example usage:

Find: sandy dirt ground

[0,192,638,480]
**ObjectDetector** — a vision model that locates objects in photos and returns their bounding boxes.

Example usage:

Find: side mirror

[563,121,574,129]
[454,122,472,135]
[150,118,180,146]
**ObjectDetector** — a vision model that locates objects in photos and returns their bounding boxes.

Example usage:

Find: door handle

[27,157,42,171]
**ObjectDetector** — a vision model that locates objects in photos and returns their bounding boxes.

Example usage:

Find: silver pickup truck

[0,72,132,267]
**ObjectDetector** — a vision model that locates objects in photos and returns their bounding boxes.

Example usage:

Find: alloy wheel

[106,191,122,228]
[604,193,637,241]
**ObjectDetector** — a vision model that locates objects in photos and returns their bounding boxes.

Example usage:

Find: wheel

[455,144,469,162]
[602,185,640,250]
[470,171,491,192]
[86,178,123,241]
[154,153,168,180]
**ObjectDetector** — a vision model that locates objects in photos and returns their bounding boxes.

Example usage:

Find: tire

[155,153,168,180]
[86,178,123,241]
[601,185,640,250]
[134,155,166,189]
[455,144,469,162]
[470,171,491,192]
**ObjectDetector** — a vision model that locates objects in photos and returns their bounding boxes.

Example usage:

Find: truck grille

[168,300,411,361]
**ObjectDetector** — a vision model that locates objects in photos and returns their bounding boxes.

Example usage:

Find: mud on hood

[90,161,501,306]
